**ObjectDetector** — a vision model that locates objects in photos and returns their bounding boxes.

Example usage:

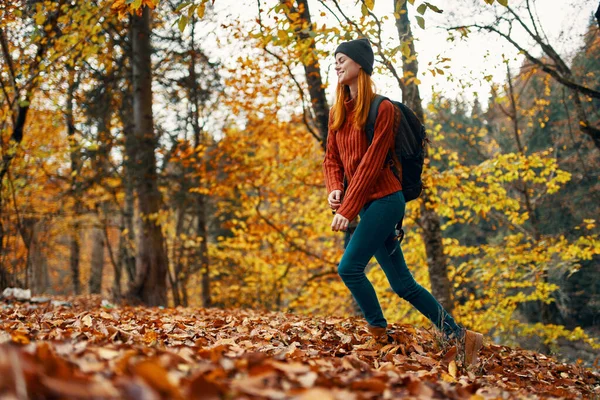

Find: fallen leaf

[448,360,457,378]
[130,358,183,400]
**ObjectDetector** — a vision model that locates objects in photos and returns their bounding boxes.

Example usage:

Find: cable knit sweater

[323,97,402,222]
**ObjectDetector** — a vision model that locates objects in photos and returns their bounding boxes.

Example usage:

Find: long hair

[331,69,376,131]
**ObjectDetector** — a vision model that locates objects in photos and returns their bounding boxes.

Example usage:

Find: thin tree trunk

[198,195,210,307]
[28,222,49,294]
[394,0,453,312]
[123,156,137,283]
[102,218,121,301]
[120,35,138,286]
[188,21,211,307]
[126,6,169,306]
[66,68,82,295]
[0,212,7,289]
[181,279,189,307]
[89,65,112,296]
[168,258,181,306]
[89,225,105,294]
[68,233,80,294]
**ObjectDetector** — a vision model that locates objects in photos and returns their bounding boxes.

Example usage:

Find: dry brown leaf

[82,315,93,327]
[350,377,387,393]
[130,359,183,400]
[1,297,598,400]
[186,373,222,400]
[42,375,119,398]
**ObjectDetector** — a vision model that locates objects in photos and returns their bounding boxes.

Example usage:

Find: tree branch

[448,24,600,100]
[254,191,339,267]
[256,0,321,144]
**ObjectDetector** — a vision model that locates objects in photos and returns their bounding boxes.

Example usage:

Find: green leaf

[178,16,188,32]
[497,0,508,5]
[425,2,443,13]
[415,15,425,29]
[187,4,197,18]
[175,1,191,12]
[417,4,427,15]
[361,3,369,16]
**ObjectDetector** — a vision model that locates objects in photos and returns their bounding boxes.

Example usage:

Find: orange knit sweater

[323,97,402,222]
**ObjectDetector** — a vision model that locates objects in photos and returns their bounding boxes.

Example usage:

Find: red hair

[330,70,376,131]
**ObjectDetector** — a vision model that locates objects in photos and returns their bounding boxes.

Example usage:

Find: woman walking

[323,38,483,365]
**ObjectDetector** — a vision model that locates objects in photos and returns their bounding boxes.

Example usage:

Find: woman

[323,38,483,365]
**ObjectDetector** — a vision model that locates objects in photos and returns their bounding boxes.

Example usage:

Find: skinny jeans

[338,190,461,338]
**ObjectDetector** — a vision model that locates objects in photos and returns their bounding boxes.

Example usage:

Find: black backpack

[365,95,427,241]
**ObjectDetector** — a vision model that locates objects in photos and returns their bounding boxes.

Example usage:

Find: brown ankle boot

[367,325,393,345]
[463,329,484,366]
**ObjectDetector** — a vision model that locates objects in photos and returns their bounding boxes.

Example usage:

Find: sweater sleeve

[323,110,344,194]
[336,100,398,221]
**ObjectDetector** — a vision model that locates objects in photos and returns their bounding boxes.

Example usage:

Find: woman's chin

[338,75,357,86]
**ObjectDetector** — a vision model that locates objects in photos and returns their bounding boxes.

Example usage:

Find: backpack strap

[364,94,387,144]
[365,94,395,169]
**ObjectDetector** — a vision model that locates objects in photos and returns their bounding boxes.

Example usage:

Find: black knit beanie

[334,38,374,76]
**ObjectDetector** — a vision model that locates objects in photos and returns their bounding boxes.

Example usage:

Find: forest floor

[0,295,598,399]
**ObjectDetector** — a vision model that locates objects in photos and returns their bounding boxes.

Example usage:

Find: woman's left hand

[331,213,349,232]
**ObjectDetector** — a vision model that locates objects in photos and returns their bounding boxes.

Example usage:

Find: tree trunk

[394,0,453,312]
[198,195,210,307]
[122,153,137,284]
[188,21,211,308]
[89,225,105,294]
[181,279,189,307]
[126,6,168,306]
[66,68,82,296]
[284,0,330,149]
[69,232,81,294]
[119,31,138,286]
[88,58,113,296]
[28,222,49,295]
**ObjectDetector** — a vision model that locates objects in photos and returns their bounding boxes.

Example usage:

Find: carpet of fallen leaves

[0,295,598,399]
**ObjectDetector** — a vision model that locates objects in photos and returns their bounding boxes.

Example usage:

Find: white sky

[196,0,594,113]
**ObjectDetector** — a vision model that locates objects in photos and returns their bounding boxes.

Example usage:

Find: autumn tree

[151,0,222,307]
[450,0,600,150]
[0,0,110,292]
[421,49,600,352]
[125,6,169,306]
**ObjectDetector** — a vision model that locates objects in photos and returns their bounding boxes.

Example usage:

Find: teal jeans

[338,191,462,338]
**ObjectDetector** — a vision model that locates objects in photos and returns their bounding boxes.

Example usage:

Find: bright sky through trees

[202,0,594,109]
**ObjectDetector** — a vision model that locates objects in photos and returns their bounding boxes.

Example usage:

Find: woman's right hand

[328,190,343,213]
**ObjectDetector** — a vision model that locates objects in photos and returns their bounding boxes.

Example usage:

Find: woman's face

[335,53,361,85]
